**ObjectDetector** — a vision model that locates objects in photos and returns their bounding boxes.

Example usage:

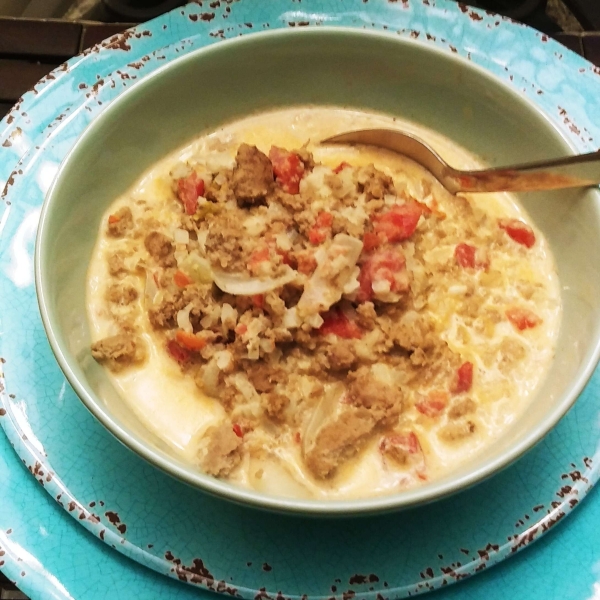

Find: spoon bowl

[323,129,600,193]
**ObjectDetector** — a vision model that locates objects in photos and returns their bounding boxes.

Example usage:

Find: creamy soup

[87,107,561,500]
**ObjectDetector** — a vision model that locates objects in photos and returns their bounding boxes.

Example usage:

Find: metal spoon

[322,129,600,194]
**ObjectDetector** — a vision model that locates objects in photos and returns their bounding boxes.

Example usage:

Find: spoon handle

[323,129,600,194]
[450,151,600,193]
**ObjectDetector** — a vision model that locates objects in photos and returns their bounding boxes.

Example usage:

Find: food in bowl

[87,107,561,500]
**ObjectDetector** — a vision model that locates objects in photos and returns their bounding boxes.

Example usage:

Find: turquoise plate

[1,1,600,599]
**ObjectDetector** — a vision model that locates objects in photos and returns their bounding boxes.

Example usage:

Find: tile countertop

[0,9,600,600]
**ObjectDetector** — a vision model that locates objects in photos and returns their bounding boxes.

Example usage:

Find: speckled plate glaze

[1,2,600,599]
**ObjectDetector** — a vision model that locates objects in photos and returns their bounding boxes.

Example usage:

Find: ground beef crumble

[107,206,134,237]
[232,143,274,205]
[91,334,146,371]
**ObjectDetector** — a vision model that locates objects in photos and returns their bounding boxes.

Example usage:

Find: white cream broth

[87,107,561,500]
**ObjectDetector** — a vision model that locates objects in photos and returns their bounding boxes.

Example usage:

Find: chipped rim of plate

[35,25,600,516]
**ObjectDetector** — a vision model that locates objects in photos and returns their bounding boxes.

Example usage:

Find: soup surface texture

[87,107,561,500]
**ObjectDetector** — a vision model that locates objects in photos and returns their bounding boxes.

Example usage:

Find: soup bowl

[35,27,600,515]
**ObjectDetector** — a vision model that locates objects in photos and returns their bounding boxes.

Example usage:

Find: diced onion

[247,341,260,360]
[246,318,266,339]
[336,167,356,199]
[275,232,292,252]
[144,270,159,306]
[282,307,301,329]
[372,279,391,294]
[448,285,468,296]
[206,153,236,172]
[305,313,324,329]
[200,305,220,328]
[401,311,419,326]
[202,359,220,397]
[243,215,268,237]
[260,339,276,354]
[197,230,208,252]
[213,267,297,296]
[174,228,190,245]
[343,266,360,295]
[267,201,291,220]
[215,350,233,371]
[299,166,332,198]
[170,162,192,180]
[410,178,426,201]
[176,302,194,333]
[228,373,259,401]
[220,303,238,330]
[213,172,228,186]
[180,253,213,284]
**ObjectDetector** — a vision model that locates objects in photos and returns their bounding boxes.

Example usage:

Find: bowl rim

[35,25,600,516]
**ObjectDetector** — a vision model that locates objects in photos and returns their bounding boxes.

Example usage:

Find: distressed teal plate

[1,2,600,599]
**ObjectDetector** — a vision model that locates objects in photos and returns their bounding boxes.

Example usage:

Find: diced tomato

[308,211,333,245]
[252,294,265,309]
[269,146,305,194]
[232,423,244,438]
[506,306,542,331]
[357,249,408,302]
[416,391,448,417]
[167,340,190,363]
[308,227,328,245]
[333,161,351,174]
[235,323,248,336]
[196,177,205,197]
[416,399,446,417]
[362,231,384,252]
[177,171,205,215]
[250,247,270,262]
[455,243,489,270]
[452,362,473,394]
[371,202,424,243]
[276,248,294,267]
[296,251,317,275]
[247,246,270,272]
[319,310,362,339]
[315,211,333,228]
[173,270,192,288]
[175,330,207,352]
[403,432,420,453]
[294,431,301,444]
[108,214,120,224]
[499,218,536,248]
[379,431,424,469]
[455,243,476,268]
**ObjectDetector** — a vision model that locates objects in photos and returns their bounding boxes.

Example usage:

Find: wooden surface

[0,18,81,57]
[0,571,28,599]
[0,18,134,119]
[565,0,600,30]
